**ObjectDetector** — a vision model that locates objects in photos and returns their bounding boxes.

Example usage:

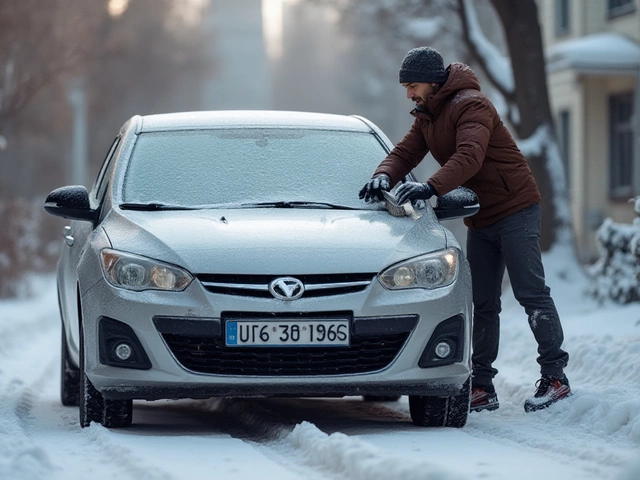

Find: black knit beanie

[398,47,448,84]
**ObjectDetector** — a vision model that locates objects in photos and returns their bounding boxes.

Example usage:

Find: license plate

[225,319,350,347]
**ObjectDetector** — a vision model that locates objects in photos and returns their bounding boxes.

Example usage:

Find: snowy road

[1,274,639,480]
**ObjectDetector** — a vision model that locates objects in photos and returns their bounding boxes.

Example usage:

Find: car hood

[103,208,448,274]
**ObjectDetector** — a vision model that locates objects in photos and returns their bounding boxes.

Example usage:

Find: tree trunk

[488,0,559,250]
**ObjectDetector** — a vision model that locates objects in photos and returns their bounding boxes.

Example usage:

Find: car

[44,110,479,429]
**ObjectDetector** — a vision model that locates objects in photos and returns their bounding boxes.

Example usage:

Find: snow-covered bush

[587,197,640,304]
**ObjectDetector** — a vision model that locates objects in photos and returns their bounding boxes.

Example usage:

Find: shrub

[587,197,640,304]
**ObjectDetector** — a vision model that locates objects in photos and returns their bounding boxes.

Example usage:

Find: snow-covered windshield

[122,128,389,209]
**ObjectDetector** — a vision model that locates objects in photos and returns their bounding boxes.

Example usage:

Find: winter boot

[524,375,572,412]
[470,385,499,412]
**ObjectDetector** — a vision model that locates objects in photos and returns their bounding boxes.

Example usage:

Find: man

[359,46,571,413]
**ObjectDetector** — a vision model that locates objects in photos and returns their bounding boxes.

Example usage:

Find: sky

[1,249,639,480]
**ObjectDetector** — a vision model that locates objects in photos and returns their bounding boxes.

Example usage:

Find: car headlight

[378,248,459,290]
[100,249,193,291]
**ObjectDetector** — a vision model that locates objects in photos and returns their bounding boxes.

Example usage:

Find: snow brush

[383,191,420,219]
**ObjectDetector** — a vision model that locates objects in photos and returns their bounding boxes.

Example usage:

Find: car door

[59,136,121,359]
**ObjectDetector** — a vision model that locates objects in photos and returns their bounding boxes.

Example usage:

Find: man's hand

[359,174,391,203]
[395,182,436,205]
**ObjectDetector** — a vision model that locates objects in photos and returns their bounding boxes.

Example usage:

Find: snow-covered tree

[457,0,573,256]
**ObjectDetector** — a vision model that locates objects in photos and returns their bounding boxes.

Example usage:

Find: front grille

[196,273,375,298]
[161,332,410,375]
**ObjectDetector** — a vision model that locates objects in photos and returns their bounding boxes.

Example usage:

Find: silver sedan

[44,110,478,428]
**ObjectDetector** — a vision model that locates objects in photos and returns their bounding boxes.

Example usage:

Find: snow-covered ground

[1,255,639,480]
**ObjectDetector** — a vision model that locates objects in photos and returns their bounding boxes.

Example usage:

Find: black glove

[358,174,391,203]
[395,182,436,205]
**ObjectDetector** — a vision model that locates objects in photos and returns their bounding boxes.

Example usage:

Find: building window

[558,109,571,190]
[609,93,635,198]
[555,0,570,35]
[608,0,635,18]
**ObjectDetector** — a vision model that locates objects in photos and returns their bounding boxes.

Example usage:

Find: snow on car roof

[138,110,374,133]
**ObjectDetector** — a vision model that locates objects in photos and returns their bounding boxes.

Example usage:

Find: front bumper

[78,266,472,400]
[99,378,470,400]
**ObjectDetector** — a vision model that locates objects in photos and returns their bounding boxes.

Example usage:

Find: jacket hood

[415,63,482,119]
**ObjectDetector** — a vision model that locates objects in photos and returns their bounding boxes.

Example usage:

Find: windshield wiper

[239,201,357,210]
[120,201,358,211]
[119,202,198,211]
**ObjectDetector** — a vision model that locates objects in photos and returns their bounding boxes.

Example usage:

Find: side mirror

[433,187,479,220]
[44,185,98,224]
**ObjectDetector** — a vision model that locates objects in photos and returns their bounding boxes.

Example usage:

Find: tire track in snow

[14,359,57,430]
[78,425,175,480]
[24,345,179,480]
[190,398,470,480]
[235,395,635,480]
[136,398,333,480]
[0,279,179,480]
[0,314,62,480]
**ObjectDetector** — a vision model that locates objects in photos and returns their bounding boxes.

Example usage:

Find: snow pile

[587,196,640,304]
[281,421,468,480]
[554,338,640,443]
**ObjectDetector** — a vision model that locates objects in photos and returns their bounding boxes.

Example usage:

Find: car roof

[136,110,374,133]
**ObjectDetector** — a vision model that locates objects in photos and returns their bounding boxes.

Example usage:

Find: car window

[92,136,121,203]
[122,128,389,209]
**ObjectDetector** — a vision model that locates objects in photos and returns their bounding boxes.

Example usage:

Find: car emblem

[268,277,305,300]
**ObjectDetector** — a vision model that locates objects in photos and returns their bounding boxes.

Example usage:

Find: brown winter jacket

[374,62,541,229]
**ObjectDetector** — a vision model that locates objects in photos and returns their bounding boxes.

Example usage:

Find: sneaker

[524,375,572,412]
[470,386,499,412]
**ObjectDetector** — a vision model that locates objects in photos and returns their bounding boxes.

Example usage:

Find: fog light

[114,342,133,361]
[434,341,452,359]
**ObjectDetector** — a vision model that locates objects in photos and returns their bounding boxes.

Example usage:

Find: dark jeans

[466,203,569,386]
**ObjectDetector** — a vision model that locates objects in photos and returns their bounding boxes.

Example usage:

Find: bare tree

[0,0,213,196]
[0,0,106,138]
[0,0,214,297]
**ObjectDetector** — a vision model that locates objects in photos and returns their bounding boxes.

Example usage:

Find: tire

[60,324,80,407]
[408,377,470,428]
[79,321,132,428]
[79,369,104,428]
[362,395,402,402]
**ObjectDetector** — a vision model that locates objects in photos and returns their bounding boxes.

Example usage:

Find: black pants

[467,203,569,386]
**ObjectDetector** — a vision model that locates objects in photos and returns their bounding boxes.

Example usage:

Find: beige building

[538,0,640,261]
